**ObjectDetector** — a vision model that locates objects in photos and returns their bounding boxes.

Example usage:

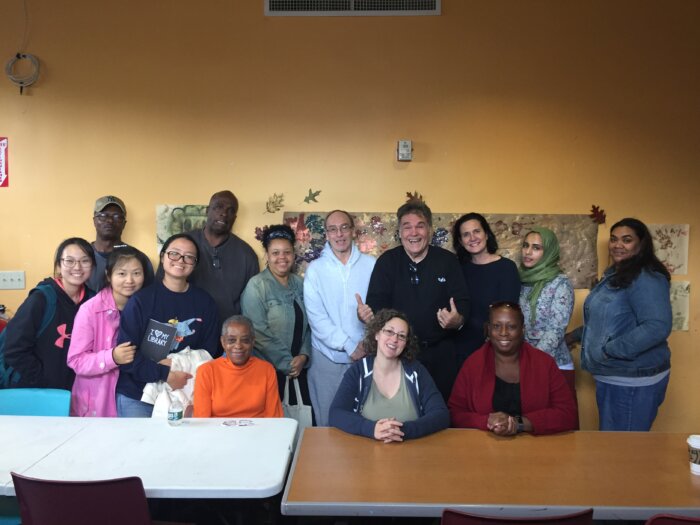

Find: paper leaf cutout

[303,189,321,204]
[265,193,285,214]
[405,190,425,203]
[589,205,606,224]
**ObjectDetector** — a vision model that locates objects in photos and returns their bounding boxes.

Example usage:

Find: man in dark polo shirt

[362,199,469,401]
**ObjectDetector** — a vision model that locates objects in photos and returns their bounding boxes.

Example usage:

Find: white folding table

[1,416,297,498]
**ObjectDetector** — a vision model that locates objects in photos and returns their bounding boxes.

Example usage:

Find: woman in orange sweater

[194,315,282,418]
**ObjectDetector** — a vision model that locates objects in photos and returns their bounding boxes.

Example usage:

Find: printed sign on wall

[0,138,8,187]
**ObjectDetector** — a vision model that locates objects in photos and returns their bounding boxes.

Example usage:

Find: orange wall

[1,0,698,431]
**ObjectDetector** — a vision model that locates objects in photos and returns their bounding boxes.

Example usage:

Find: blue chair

[0,496,20,525]
[0,388,71,416]
[0,389,70,525]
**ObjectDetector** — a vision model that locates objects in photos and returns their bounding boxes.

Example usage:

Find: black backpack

[0,284,57,388]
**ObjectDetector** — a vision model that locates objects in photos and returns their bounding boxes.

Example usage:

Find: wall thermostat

[397,140,412,162]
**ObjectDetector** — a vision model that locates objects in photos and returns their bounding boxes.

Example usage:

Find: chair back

[442,508,594,525]
[11,472,153,525]
[646,515,700,525]
[0,388,70,416]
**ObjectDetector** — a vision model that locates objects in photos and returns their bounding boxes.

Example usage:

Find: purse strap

[293,376,303,403]
[283,376,304,406]
[283,376,290,404]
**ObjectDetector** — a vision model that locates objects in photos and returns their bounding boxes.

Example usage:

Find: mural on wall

[650,224,690,276]
[155,205,688,330]
[670,281,690,331]
[275,211,599,289]
[156,204,208,251]
[156,205,598,287]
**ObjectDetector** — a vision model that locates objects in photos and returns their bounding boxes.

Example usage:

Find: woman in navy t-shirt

[116,233,219,417]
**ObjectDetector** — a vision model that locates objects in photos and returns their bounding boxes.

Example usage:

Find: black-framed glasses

[94,212,125,223]
[166,251,197,265]
[408,262,420,285]
[380,328,408,342]
[61,257,93,268]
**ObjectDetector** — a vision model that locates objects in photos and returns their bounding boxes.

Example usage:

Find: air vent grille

[265,0,440,16]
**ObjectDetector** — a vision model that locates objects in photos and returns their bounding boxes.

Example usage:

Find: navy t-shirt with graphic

[116,280,219,401]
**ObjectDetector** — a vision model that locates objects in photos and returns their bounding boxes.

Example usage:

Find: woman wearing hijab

[518,228,576,402]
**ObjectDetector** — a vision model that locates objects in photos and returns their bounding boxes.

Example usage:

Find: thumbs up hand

[437,297,463,330]
[356,293,374,324]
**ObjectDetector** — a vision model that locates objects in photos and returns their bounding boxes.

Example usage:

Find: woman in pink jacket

[67,247,150,416]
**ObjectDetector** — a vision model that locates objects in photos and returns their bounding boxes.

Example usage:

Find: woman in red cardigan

[448,301,577,435]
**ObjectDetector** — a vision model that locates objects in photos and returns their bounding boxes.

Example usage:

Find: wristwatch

[516,415,524,433]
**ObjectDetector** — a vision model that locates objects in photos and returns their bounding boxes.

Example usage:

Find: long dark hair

[451,212,498,263]
[609,218,670,288]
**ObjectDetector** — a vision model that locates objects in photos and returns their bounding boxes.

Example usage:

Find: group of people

[1,191,672,439]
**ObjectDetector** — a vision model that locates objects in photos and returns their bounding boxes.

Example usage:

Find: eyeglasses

[210,247,221,269]
[61,258,93,268]
[326,224,352,235]
[166,251,198,265]
[408,262,420,285]
[94,212,125,223]
[381,328,408,342]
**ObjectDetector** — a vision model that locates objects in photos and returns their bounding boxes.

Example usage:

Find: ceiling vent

[265,0,440,16]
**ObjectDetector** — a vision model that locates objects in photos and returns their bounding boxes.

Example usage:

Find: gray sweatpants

[307,347,352,427]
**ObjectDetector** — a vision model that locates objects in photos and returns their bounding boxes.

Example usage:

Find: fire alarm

[397,140,412,162]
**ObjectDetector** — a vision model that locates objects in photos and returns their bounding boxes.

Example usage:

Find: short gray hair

[221,315,254,336]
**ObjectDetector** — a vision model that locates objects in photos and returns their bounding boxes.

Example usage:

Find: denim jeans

[116,393,154,418]
[595,374,669,431]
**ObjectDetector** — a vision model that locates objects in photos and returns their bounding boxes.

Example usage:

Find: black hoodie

[4,278,92,390]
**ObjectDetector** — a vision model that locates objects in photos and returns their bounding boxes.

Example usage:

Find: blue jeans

[595,374,669,431]
[116,393,153,418]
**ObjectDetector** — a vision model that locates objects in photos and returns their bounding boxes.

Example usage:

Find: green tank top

[361,365,419,422]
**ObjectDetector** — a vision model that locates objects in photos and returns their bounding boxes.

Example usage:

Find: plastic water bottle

[168,398,184,426]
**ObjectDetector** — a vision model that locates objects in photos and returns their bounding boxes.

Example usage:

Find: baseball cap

[94,195,126,215]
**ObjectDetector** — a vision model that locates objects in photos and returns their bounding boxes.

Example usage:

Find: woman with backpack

[3,238,95,390]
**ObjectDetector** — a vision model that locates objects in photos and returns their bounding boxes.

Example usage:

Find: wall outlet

[0,271,26,290]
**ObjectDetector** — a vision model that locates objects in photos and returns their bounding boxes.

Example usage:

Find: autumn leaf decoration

[406,191,425,203]
[303,189,321,204]
[265,193,285,214]
[589,205,606,224]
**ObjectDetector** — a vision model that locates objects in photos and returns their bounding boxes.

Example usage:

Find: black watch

[516,415,524,433]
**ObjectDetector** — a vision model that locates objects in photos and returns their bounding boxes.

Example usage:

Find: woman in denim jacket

[566,218,671,431]
[241,224,312,409]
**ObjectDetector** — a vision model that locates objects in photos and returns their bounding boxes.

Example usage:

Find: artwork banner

[155,206,599,289]
[283,211,599,289]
